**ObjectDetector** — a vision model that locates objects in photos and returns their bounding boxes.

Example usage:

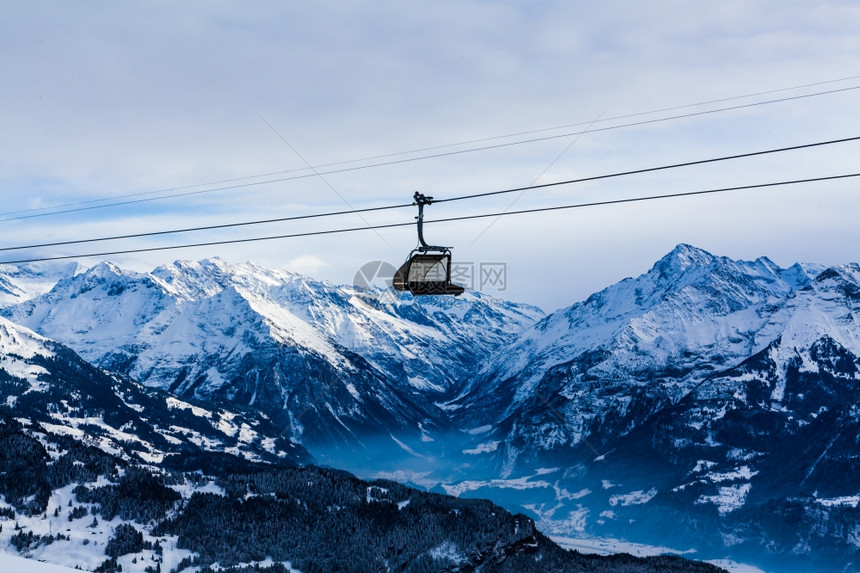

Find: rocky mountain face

[0,258,542,457]
[445,244,860,571]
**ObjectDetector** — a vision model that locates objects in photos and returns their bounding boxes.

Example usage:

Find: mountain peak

[657,243,716,271]
[779,261,824,288]
[87,260,123,276]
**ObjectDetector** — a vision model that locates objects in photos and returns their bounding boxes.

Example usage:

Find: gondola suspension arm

[392,192,465,296]
[414,192,448,252]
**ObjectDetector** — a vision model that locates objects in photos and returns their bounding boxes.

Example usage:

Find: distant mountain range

[1,245,859,571]
[2,258,540,460]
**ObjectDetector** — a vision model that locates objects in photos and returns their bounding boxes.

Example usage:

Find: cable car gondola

[393,192,465,296]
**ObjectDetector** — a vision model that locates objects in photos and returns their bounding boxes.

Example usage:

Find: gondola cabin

[393,251,464,296]
[392,192,465,297]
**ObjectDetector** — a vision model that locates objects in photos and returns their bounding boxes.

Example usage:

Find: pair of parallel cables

[2,77,859,223]
[2,135,859,264]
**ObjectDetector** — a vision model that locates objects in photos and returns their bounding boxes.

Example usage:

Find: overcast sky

[2,1,860,311]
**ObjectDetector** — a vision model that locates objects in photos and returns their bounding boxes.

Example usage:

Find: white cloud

[285,254,328,277]
[2,1,860,310]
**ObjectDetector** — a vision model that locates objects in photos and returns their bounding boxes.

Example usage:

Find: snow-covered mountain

[1,258,542,458]
[0,315,311,471]
[0,262,84,307]
[453,244,845,460]
[444,244,860,571]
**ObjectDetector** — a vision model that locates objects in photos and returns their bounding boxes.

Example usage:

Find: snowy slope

[0,404,716,573]
[0,316,311,469]
[0,553,80,572]
[3,258,541,393]
[451,244,860,466]
[0,316,55,391]
[147,258,542,393]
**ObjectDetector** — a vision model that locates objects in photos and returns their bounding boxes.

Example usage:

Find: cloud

[2,1,860,310]
[285,254,328,277]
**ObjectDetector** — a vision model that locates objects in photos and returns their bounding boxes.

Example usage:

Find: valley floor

[551,537,767,573]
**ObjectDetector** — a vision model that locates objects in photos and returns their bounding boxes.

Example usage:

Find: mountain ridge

[0,257,542,460]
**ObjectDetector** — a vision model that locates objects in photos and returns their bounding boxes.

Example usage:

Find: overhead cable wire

[0,202,414,253]
[3,134,859,255]
[340,74,860,161]
[3,135,859,253]
[0,170,296,219]
[5,74,859,220]
[433,172,860,222]
[3,84,859,223]
[3,172,858,266]
[254,110,395,249]
[434,135,860,204]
